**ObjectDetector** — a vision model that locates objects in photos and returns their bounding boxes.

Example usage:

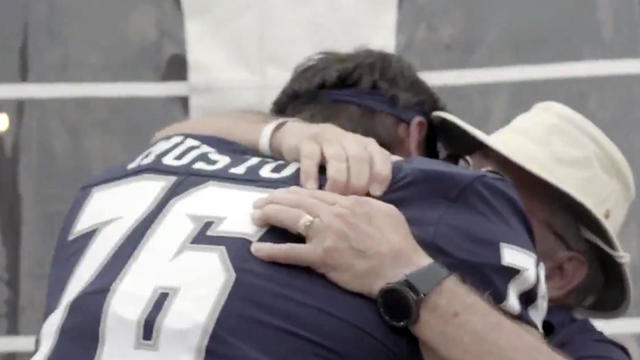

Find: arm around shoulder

[411,275,567,360]
[153,111,277,149]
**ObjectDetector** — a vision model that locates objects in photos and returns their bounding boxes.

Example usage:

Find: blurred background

[0,0,638,358]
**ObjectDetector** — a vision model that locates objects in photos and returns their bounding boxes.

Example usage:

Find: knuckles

[318,237,344,261]
[344,195,367,209]
[323,207,351,225]
[364,137,381,148]
[346,148,370,163]
[312,123,341,140]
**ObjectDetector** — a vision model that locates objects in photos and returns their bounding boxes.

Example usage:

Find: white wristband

[258,118,295,157]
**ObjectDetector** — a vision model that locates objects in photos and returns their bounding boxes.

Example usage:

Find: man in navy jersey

[157,50,634,359]
[34,51,557,359]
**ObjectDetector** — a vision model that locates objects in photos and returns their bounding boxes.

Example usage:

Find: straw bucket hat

[432,101,635,317]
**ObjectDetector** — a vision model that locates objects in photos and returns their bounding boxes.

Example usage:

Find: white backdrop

[182,0,397,115]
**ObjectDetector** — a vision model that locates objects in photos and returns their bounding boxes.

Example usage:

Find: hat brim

[432,111,631,317]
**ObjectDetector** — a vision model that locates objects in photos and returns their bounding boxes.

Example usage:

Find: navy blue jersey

[35,134,545,360]
[544,307,630,360]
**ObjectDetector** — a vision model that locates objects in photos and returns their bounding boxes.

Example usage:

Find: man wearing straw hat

[431,103,634,356]
[155,55,633,358]
[159,102,634,359]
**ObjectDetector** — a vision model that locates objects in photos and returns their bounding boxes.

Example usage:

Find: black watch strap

[406,262,451,296]
[376,262,452,328]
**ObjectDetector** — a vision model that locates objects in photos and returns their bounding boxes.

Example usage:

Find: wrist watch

[376,262,451,328]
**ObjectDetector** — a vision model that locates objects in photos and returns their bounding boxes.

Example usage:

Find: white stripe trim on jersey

[0,58,639,100]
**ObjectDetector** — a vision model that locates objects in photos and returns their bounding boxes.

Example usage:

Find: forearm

[413,276,567,360]
[153,111,276,149]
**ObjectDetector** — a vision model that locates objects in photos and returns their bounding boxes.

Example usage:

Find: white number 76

[34,174,269,360]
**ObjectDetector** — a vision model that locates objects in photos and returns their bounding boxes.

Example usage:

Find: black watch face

[378,285,416,327]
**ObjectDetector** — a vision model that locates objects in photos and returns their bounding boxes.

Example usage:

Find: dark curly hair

[271,49,446,158]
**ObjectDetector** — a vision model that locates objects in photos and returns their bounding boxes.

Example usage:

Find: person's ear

[408,116,428,156]
[544,251,588,302]
[394,122,411,157]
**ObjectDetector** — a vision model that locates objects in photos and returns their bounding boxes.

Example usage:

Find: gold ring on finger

[296,213,316,237]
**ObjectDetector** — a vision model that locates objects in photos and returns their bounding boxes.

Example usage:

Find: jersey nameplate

[127,136,300,180]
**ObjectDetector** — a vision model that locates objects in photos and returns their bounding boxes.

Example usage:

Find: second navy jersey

[35,134,546,359]
[544,306,630,360]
